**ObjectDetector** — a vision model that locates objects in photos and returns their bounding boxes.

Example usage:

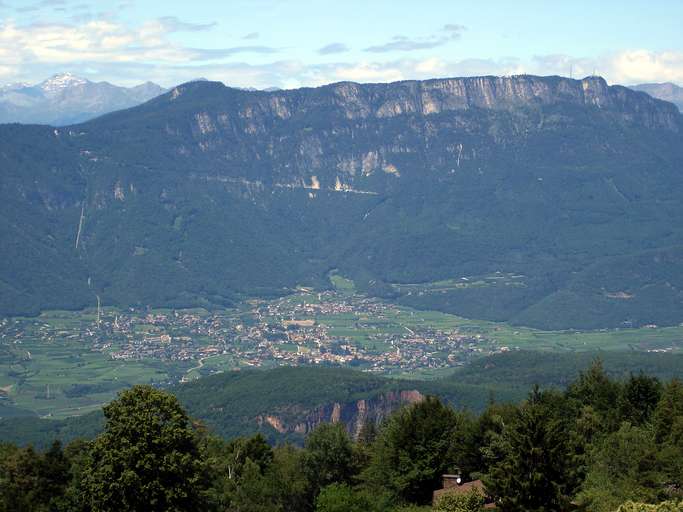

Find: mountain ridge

[135,74,680,130]
[630,82,683,112]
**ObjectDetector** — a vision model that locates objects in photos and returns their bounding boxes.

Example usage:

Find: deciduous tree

[78,385,206,512]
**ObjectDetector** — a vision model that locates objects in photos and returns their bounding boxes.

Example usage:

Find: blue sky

[1,0,682,88]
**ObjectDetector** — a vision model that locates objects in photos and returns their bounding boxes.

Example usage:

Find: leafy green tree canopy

[616,500,683,512]
[304,422,356,496]
[315,483,373,512]
[79,385,206,512]
[365,396,466,505]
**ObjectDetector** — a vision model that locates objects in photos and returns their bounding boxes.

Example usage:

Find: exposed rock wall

[168,75,679,131]
[256,389,424,438]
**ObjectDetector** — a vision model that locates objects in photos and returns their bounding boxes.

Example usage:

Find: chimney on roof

[442,473,463,489]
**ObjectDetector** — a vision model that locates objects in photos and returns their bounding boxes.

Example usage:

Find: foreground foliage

[616,501,683,512]
[1,361,682,511]
[433,488,485,512]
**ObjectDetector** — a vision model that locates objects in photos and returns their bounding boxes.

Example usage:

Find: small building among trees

[433,474,496,508]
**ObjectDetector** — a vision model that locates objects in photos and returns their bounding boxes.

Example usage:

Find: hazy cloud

[364,24,466,53]
[15,0,66,13]
[156,16,216,33]
[532,54,597,78]
[6,49,683,92]
[318,42,349,55]
[191,45,278,59]
[442,24,466,34]
[313,57,519,86]
[242,31,259,40]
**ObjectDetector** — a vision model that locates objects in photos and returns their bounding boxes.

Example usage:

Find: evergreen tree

[652,380,683,499]
[474,402,523,478]
[0,441,70,512]
[485,387,575,512]
[567,359,621,431]
[618,373,662,426]
[269,444,312,512]
[652,379,683,443]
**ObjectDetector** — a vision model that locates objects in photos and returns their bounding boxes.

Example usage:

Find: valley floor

[1,280,682,419]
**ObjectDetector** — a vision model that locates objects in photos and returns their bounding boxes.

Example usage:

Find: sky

[0,0,682,89]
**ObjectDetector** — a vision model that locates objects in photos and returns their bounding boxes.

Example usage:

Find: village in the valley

[0,289,504,381]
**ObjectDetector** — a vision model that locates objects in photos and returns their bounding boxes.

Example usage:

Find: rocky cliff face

[164,75,680,130]
[256,390,424,438]
[86,74,680,205]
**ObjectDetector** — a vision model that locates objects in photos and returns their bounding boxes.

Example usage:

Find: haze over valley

[1,2,683,510]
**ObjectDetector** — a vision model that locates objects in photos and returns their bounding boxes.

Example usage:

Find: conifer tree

[652,379,683,443]
[485,387,574,512]
[618,373,662,425]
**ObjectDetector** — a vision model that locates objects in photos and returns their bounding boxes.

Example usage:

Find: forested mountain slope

[2,75,683,328]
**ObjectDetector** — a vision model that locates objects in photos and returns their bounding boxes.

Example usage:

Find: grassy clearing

[328,272,356,295]
[391,273,527,293]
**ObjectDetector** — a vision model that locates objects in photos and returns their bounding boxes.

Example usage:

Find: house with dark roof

[433,474,496,508]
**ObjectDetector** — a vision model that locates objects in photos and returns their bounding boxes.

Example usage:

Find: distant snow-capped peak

[0,82,31,92]
[40,73,89,92]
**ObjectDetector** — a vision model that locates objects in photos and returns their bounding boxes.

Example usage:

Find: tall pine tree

[485,386,575,512]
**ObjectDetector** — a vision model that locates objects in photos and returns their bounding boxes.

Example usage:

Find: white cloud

[0,15,280,84]
[608,50,683,84]
[1,9,681,91]
[532,50,683,85]
[328,62,406,83]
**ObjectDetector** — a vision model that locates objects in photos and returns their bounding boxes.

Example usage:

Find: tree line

[1,360,682,512]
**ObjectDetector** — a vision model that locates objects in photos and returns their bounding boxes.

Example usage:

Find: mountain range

[630,82,683,111]
[2,74,683,329]
[0,73,166,126]
[0,73,680,127]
